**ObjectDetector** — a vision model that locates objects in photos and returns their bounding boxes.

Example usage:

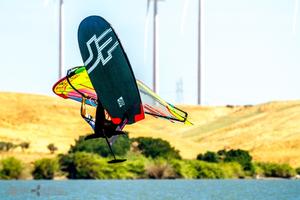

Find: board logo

[84,28,119,74]
[117,96,125,108]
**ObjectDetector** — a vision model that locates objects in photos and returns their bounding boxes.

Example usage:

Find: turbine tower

[197,0,201,105]
[181,0,203,105]
[44,0,64,79]
[145,0,164,93]
[58,0,64,79]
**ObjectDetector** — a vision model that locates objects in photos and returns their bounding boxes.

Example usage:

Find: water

[0,180,300,200]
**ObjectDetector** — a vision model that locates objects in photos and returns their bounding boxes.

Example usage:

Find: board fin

[108,159,127,164]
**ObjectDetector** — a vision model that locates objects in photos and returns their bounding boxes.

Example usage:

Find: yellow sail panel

[52,66,97,106]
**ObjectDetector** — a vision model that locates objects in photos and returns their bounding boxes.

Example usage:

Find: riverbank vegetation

[0,136,299,180]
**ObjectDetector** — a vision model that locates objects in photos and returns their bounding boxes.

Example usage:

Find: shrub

[219,162,245,178]
[0,142,15,152]
[146,160,176,179]
[197,151,220,163]
[296,167,300,175]
[257,162,296,178]
[32,158,59,179]
[59,152,107,179]
[47,143,58,154]
[181,160,225,179]
[180,160,246,179]
[59,152,145,179]
[194,161,225,179]
[252,163,265,177]
[0,157,23,179]
[123,158,146,178]
[69,135,130,157]
[133,137,181,159]
[169,159,184,178]
[217,149,227,159]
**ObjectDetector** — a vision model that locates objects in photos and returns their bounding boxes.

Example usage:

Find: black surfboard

[78,16,144,125]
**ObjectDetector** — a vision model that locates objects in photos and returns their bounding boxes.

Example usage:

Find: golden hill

[0,92,299,167]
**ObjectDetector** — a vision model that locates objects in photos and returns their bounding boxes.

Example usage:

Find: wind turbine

[181,0,203,105]
[197,0,202,105]
[58,0,64,79]
[44,0,64,79]
[145,0,164,94]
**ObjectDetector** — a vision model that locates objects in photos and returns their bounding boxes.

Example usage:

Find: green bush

[32,158,59,179]
[0,157,23,179]
[180,160,246,179]
[69,135,130,157]
[59,152,107,179]
[296,167,300,175]
[123,157,146,178]
[197,151,220,163]
[180,160,225,179]
[194,161,225,179]
[219,162,245,178]
[107,160,146,179]
[132,137,181,159]
[59,152,146,179]
[196,149,254,174]
[257,162,296,178]
[169,159,184,178]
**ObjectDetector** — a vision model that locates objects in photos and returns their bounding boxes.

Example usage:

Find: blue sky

[0,0,299,105]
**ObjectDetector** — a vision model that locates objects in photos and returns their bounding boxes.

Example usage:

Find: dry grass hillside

[0,92,300,167]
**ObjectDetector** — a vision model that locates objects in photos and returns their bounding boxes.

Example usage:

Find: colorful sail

[53,67,97,107]
[137,80,192,124]
[53,66,191,124]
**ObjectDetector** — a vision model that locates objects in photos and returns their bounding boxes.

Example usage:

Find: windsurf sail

[53,66,97,107]
[53,66,192,124]
[137,80,192,125]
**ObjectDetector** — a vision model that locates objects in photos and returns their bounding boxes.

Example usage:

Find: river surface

[0,179,299,200]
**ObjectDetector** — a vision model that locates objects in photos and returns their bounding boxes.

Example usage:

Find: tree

[224,149,253,171]
[197,151,220,163]
[0,142,15,152]
[47,143,58,154]
[19,142,30,151]
[133,137,181,159]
